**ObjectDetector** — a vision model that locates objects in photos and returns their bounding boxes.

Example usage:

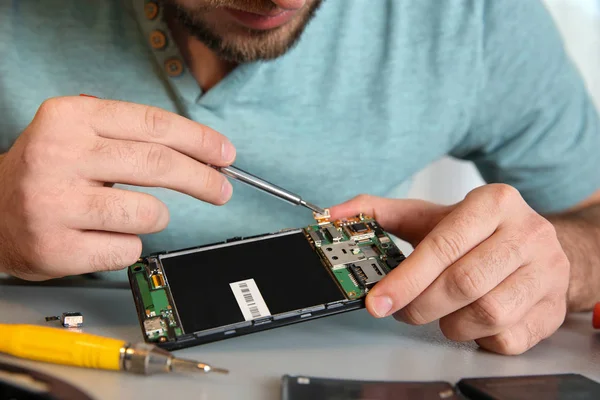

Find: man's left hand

[330,184,570,355]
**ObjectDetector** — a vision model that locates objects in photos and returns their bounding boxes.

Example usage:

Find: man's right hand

[0,96,236,280]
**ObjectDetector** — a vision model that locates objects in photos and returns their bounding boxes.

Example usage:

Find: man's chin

[166,0,323,63]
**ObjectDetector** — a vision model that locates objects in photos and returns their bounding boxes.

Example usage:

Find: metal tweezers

[212,165,326,215]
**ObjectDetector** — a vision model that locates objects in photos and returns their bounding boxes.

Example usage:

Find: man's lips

[224,7,298,30]
[271,0,306,10]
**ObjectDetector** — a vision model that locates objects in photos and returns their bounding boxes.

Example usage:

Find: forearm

[547,204,600,311]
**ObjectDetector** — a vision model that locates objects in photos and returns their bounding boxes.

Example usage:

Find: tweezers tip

[301,201,326,215]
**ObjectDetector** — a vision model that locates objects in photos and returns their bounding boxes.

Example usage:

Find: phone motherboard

[128,211,406,350]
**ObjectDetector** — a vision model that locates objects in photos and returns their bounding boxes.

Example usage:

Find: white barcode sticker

[229,279,271,321]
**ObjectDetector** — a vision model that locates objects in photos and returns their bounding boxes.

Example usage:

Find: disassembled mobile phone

[128,210,406,350]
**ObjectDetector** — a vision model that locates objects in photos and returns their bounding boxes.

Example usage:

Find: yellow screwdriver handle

[0,324,126,371]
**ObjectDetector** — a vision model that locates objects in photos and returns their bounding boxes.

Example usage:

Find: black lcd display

[161,231,346,334]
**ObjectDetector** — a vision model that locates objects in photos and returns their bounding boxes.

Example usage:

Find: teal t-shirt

[1,1,599,268]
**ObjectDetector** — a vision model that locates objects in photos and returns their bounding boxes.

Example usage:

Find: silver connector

[120,343,228,375]
[300,200,326,215]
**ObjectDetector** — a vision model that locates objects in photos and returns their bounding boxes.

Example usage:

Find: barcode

[230,279,271,321]
[239,282,262,319]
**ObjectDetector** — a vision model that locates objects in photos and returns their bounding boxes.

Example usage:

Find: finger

[64,186,170,234]
[475,297,567,355]
[82,98,236,166]
[329,194,450,245]
[41,230,142,277]
[438,262,550,342]
[365,195,507,318]
[396,228,529,325]
[78,231,143,273]
[83,138,233,205]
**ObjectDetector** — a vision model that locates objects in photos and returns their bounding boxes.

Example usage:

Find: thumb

[329,194,451,246]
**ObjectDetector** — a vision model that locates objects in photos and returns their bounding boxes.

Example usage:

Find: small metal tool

[121,342,229,375]
[214,165,326,215]
[0,324,229,376]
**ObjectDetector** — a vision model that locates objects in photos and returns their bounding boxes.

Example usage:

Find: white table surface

[1,281,599,399]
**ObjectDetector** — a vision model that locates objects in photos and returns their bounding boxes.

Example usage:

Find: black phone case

[281,375,460,400]
[457,373,600,400]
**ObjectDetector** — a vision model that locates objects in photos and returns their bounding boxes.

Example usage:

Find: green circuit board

[304,214,405,300]
[130,262,183,343]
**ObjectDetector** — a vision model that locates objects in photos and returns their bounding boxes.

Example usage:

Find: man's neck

[165,15,236,92]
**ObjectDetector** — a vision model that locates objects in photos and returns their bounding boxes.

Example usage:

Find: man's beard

[161,0,324,63]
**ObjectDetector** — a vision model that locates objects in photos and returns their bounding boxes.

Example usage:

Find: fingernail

[371,295,393,317]
[221,142,236,163]
[221,179,233,202]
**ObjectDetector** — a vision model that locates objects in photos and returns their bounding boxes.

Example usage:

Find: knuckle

[144,144,172,175]
[89,236,142,272]
[439,317,466,342]
[200,166,216,191]
[143,106,170,138]
[488,184,521,208]
[401,274,424,301]
[427,231,466,265]
[553,251,571,282]
[116,143,139,170]
[499,237,525,266]
[524,320,546,350]
[468,184,520,215]
[87,192,128,228]
[84,193,104,219]
[448,264,485,301]
[88,251,118,272]
[88,239,136,272]
[36,97,68,121]
[399,305,428,325]
[470,296,507,328]
[517,271,541,303]
[89,137,112,155]
[195,123,210,151]
[526,215,556,241]
[90,138,139,172]
[487,332,527,355]
[199,168,225,204]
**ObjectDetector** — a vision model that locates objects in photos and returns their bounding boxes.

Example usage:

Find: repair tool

[213,165,326,214]
[76,95,324,215]
[0,324,228,375]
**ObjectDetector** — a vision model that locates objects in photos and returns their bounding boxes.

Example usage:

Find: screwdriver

[0,324,228,375]
[213,165,326,215]
[77,96,324,215]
